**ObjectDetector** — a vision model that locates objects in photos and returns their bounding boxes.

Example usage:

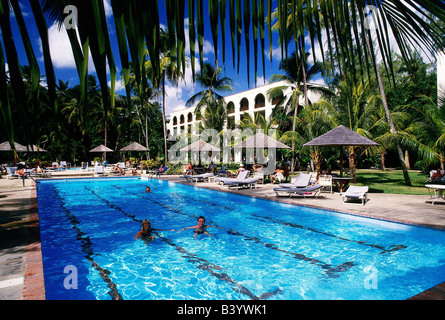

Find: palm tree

[404,95,445,169]
[186,63,233,139]
[268,52,332,174]
[3,0,445,169]
[186,62,233,109]
[198,95,227,133]
[280,99,337,178]
[333,77,381,182]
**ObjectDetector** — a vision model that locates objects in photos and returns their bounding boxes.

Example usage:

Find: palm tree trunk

[145,107,150,160]
[291,95,300,175]
[162,75,168,166]
[375,66,411,185]
[365,31,411,185]
[104,115,108,160]
[348,146,357,183]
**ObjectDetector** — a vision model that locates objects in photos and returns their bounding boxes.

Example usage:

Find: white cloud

[163,57,202,115]
[45,22,97,73]
[271,46,282,62]
[103,0,113,17]
[108,78,125,93]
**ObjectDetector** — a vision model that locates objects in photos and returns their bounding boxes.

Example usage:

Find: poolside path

[0,172,444,300]
[159,175,445,231]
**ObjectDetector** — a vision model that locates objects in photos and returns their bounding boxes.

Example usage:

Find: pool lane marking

[115,186,355,278]
[170,192,407,255]
[86,186,280,300]
[52,187,123,300]
[249,214,407,255]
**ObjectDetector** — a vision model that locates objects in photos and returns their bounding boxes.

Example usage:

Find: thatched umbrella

[89,144,114,153]
[120,142,149,152]
[120,142,149,161]
[180,140,221,152]
[233,132,290,150]
[303,125,379,177]
[0,141,28,152]
[180,140,221,165]
[28,145,47,152]
[233,132,290,175]
[89,144,114,161]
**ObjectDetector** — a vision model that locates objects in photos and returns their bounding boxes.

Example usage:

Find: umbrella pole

[340,146,344,177]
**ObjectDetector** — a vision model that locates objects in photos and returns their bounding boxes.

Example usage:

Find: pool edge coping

[28,175,445,300]
[23,182,46,300]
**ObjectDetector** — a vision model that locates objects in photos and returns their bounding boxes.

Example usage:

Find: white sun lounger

[215,170,249,184]
[215,170,260,189]
[182,172,214,183]
[5,167,19,179]
[274,183,324,198]
[278,173,312,188]
[341,186,369,205]
[224,177,261,190]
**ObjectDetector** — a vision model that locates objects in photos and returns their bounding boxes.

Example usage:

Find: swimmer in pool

[145,186,151,193]
[135,219,174,241]
[178,216,214,238]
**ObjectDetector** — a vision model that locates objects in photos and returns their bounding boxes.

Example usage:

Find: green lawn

[353,169,430,195]
[290,169,431,195]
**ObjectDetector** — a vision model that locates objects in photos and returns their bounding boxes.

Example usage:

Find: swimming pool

[36,177,445,300]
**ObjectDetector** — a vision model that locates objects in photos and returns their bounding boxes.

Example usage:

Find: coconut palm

[2,0,445,166]
[333,77,381,182]
[268,52,332,174]
[185,62,233,109]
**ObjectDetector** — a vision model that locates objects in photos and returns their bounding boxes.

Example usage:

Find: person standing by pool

[178,216,214,238]
[135,219,174,241]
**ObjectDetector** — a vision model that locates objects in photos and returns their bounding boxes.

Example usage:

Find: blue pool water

[36,177,445,300]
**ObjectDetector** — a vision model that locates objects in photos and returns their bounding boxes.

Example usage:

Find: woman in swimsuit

[178,216,214,238]
[135,219,174,241]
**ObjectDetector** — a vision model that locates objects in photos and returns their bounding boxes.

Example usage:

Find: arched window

[227,101,235,114]
[254,94,265,108]
[271,89,284,105]
[180,114,185,124]
[173,116,178,125]
[240,98,249,111]
[187,112,193,122]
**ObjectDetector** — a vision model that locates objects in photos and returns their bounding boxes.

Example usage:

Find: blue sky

[7,1,437,117]
[8,0,308,116]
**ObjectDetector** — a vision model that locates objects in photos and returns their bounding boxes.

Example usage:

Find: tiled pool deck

[1,172,444,300]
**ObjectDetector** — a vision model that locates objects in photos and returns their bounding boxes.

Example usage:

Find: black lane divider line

[85,186,280,300]
[116,186,355,278]
[169,192,407,254]
[249,214,408,255]
[51,187,123,300]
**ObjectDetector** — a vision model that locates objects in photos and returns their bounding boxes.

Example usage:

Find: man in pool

[178,216,214,238]
[135,219,174,241]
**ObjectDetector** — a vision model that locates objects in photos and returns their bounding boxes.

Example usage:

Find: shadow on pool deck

[1,174,444,300]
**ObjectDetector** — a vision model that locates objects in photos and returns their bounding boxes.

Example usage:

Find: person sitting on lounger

[184,162,194,175]
[253,162,263,171]
[228,163,247,177]
[207,162,217,174]
[114,163,124,175]
[178,216,214,238]
[430,169,445,182]
[270,165,284,183]
[135,219,174,241]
